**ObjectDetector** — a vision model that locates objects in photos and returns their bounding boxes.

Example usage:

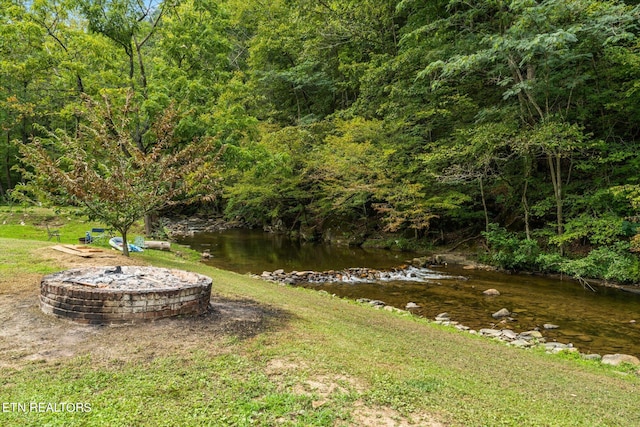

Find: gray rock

[492,308,511,319]
[510,339,533,348]
[544,342,569,350]
[552,347,578,354]
[411,257,429,268]
[435,312,450,320]
[405,302,420,309]
[295,270,312,276]
[261,271,271,278]
[369,300,386,307]
[483,288,500,296]
[273,269,285,275]
[356,298,371,304]
[519,330,543,340]
[479,328,502,338]
[601,354,640,366]
[543,323,559,329]
[500,329,518,340]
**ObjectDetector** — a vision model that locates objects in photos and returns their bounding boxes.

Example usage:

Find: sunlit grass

[0,205,146,246]
[1,208,639,426]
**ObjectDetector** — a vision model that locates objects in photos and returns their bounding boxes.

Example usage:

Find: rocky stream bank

[159,218,640,368]
[257,258,640,372]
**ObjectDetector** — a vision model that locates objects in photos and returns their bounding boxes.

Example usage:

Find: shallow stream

[177,229,640,357]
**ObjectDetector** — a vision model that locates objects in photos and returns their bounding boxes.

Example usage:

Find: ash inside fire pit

[40,266,212,324]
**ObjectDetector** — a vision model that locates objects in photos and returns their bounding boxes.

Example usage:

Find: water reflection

[177,229,409,273]
[177,229,640,356]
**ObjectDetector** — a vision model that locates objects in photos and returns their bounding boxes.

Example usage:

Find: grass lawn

[0,207,639,426]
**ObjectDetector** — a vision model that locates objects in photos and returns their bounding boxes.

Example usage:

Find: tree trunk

[0,161,4,201]
[479,176,489,233]
[4,131,11,191]
[121,230,130,257]
[144,213,153,236]
[522,155,531,240]
[547,152,564,254]
[126,47,135,83]
[134,36,148,96]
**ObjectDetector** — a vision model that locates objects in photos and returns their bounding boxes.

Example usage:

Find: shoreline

[161,216,640,292]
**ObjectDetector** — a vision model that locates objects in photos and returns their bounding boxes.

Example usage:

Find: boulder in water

[492,308,510,319]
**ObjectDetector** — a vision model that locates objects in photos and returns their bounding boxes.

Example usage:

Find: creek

[177,229,640,357]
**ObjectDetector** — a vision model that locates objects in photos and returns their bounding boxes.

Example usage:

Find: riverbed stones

[541,341,578,354]
[510,339,534,348]
[500,329,518,340]
[601,354,640,366]
[435,312,450,321]
[355,304,639,367]
[411,257,430,268]
[519,330,543,340]
[260,264,638,368]
[492,308,511,319]
[479,328,502,338]
[368,300,386,307]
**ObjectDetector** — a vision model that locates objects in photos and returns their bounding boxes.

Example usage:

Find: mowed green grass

[0,207,639,426]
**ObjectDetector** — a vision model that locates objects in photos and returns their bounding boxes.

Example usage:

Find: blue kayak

[109,237,144,253]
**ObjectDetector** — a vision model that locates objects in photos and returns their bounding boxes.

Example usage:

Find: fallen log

[144,240,171,251]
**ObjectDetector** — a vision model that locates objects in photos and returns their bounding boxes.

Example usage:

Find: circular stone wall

[40,266,212,324]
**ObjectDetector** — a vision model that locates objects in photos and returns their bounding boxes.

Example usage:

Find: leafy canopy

[14,90,220,255]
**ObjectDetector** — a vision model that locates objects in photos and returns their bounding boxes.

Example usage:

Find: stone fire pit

[40,266,212,324]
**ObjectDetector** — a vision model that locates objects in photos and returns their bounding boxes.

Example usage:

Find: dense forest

[3,0,640,281]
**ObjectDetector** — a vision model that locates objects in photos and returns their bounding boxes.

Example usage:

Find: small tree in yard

[15,91,219,256]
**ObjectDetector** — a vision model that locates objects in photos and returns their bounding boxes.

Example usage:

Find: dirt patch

[40,246,146,270]
[0,246,289,368]
[349,403,445,427]
[265,358,309,376]
[264,361,445,427]
[278,370,444,427]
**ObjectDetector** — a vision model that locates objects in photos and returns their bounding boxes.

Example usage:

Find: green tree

[421,0,640,242]
[15,91,219,255]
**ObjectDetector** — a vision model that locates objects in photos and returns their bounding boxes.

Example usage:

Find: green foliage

[550,213,626,247]
[483,224,640,283]
[14,92,219,255]
[482,224,541,271]
[2,0,640,278]
[559,243,640,284]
